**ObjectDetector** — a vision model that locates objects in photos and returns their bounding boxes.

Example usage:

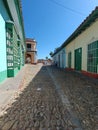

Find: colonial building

[0,0,25,83]
[52,7,98,78]
[26,38,37,64]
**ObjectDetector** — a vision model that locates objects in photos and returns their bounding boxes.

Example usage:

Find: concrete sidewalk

[0,65,27,115]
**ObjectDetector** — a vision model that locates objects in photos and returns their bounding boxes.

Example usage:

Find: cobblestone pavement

[0,64,82,130]
[0,64,97,130]
[48,66,98,130]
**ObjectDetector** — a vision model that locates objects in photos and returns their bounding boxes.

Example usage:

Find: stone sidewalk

[0,65,27,115]
[0,64,43,116]
[0,64,82,130]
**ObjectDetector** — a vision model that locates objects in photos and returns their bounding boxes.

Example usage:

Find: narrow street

[0,64,97,130]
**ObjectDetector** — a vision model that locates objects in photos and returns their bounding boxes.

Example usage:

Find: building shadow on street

[0,65,98,130]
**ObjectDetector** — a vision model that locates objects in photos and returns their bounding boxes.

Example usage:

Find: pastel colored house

[52,7,98,78]
[26,38,37,64]
[52,47,66,68]
[0,0,25,83]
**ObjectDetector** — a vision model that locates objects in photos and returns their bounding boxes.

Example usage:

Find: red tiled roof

[26,38,37,43]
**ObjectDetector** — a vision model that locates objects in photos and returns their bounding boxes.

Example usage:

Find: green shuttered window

[6,22,20,77]
[6,23,14,77]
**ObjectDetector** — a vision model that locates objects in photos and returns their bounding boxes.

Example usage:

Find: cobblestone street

[0,64,97,130]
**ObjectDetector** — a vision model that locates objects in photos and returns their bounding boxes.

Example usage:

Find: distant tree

[55,47,60,51]
[45,56,48,60]
[49,51,53,57]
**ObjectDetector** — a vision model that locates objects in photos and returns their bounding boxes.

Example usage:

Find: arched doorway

[26,54,32,63]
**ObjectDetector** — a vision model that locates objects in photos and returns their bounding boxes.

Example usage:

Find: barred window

[87,41,98,73]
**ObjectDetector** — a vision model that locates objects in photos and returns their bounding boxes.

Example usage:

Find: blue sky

[21,0,98,59]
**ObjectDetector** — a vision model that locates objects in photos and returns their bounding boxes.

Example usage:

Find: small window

[27,44,31,48]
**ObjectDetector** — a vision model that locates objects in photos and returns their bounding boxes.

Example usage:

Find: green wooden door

[68,52,71,68]
[75,48,82,71]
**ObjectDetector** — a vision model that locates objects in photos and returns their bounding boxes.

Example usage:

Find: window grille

[87,41,98,73]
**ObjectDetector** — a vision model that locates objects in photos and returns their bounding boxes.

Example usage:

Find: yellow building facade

[66,10,98,78]
[66,20,98,69]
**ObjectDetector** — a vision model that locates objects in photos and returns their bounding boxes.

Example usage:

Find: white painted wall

[53,47,66,68]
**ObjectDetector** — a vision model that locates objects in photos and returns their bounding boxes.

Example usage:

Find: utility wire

[49,0,86,16]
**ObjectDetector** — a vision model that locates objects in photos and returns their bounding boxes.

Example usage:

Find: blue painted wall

[0,14,7,82]
[57,48,66,68]
[0,1,10,82]
[62,48,66,68]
